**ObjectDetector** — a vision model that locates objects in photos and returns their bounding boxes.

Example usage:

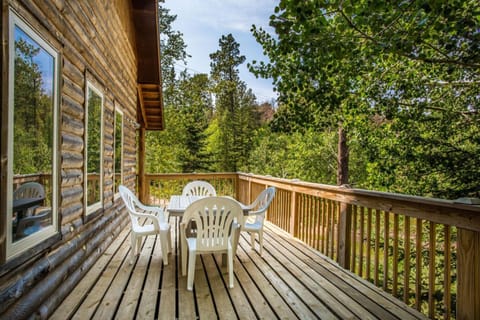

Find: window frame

[113,106,124,197]
[6,10,60,259]
[84,81,104,214]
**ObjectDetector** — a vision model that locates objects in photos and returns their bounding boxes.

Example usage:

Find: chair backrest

[119,185,140,227]
[251,187,276,213]
[182,180,216,197]
[248,187,276,223]
[183,197,242,252]
[13,182,45,200]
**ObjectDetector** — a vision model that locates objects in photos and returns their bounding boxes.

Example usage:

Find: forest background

[147,1,480,201]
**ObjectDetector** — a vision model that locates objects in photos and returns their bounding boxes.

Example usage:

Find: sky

[162,0,278,103]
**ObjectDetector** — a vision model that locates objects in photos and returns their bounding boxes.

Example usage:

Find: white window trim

[6,10,59,259]
[113,106,124,198]
[84,82,104,214]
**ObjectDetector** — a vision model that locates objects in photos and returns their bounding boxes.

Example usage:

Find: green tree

[13,38,53,175]
[176,73,213,172]
[250,0,480,198]
[146,3,189,173]
[209,34,259,171]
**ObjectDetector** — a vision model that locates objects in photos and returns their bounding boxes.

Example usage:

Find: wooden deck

[50,218,426,320]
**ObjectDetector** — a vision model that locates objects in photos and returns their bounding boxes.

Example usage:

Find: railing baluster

[444,225,451,320]
[326,200,331,257]
[366,208,372,281]
[359,206,365,277]
[383,211,390,292]
[351,206,358,273]
[315,197,322,251]
[321,199,327,254]
[428,221,436,319]
[416,218,423,311]
[404,216,411,304]
[332,201,339,261]
[375,210,380,287]
[393,213,399,297]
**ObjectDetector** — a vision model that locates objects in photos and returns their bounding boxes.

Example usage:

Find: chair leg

[168,228,173,253]
[187,250,196,291]
[258,230,264,256]
[160,231,169,266]
[228,249,234,288]
[181,237,188,276]
[130,232,137,264]
[250,232,256,251]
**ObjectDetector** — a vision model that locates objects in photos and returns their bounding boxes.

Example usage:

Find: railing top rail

[237,172,480,232]
[145,172,238,180]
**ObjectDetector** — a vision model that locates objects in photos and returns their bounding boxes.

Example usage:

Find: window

[114,108,123,194]
[6,11,59,258]
[85,82,103,213]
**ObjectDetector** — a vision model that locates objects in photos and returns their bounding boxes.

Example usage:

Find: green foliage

[208,34,261,172]
[87,90,102,174]
[245,127,338,184]
[249,0,480,198]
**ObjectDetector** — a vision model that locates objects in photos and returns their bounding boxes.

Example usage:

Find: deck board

[51,218,427,320]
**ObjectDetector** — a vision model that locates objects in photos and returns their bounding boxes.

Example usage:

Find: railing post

[338,202,352,269]
[457,227,480,320]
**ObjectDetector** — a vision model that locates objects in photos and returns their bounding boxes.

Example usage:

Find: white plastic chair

[180,197,243,290]
[182,180,216,197]
[119,185,172,265]
[13,182,45,216]
[242,187,276,255]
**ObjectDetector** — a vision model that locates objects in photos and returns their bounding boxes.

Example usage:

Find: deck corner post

[457,227,480,320]
[338,202,352,269]
[138,127,146,203]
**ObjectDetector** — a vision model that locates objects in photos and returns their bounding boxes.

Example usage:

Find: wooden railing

[143,172,480,320]
[142,173,238,206]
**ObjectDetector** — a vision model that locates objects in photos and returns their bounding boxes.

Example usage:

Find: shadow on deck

[51,218,426,319]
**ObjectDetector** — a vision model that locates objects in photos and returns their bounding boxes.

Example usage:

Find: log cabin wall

[0,0,150,317]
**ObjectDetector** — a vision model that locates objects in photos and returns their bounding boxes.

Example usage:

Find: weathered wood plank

[52,220,427,320]
[136,233,164,319]
[264,223,426,319]
[237,238,320,319]
[71,233,131,319]
[230,252,274,319]
[49,226,130,319]
[191,255,217,319]
[260,231,364,319]
[116,235,156,319]
[235,242,298,319]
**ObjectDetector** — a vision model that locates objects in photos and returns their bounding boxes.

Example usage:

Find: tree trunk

[337,125,349,185]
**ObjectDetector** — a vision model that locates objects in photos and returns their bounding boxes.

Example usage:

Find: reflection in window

[114,109,123,194]
[8,12,58,252]
[86,84,103,210]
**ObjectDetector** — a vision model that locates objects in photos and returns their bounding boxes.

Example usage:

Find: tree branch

[339,9,480,69]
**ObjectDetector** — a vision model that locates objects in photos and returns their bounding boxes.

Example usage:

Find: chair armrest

[129,210,162,229]
[246,208,265,216]
[135,203,168,222]
[17,209,51,226]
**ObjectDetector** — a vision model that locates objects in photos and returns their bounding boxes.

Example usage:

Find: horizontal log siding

[0,0,140,318]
